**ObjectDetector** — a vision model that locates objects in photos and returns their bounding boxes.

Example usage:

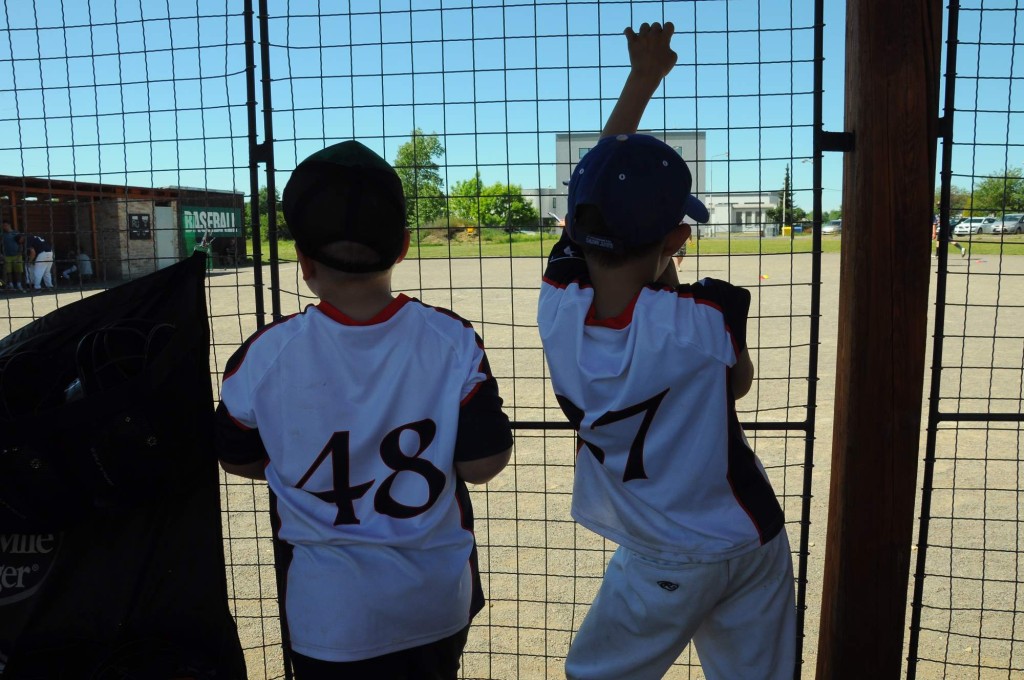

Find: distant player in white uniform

[538,23,796,680]
[216,141,514,679]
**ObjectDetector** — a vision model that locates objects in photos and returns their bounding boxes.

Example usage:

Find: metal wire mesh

[1,1,827,678]
[0,1,284,675]
[910,1,1024,677]
[252,2,822,677]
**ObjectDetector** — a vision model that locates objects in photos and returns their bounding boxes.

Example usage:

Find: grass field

[261,232,1024,262]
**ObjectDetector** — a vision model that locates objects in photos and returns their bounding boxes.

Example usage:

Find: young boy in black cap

[538,22,796,679]
[215,141,513,679]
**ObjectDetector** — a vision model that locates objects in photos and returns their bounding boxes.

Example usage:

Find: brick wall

[92,200,123,281]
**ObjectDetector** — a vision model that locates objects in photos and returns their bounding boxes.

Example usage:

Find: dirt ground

[2,248,1020,679]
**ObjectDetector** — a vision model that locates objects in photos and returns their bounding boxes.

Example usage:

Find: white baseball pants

[565,530,796,680]
[31,251,53,289]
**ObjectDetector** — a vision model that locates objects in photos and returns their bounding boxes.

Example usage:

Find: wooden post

[816,0,944,677]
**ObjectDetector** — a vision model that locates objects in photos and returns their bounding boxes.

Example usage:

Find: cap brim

[684,195,710,224]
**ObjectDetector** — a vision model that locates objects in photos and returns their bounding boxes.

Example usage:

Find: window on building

[579,147,590,159]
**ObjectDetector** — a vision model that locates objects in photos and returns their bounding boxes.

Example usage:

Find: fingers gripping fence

[0,1,824,678]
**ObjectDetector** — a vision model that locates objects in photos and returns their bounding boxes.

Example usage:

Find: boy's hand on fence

[600,21,677,137]
[624,22,677,84]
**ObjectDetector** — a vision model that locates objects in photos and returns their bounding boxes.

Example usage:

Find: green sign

[180,206,242,236]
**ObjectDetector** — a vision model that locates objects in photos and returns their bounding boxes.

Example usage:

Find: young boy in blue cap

[216,140,513,679]
[538,22,796,680]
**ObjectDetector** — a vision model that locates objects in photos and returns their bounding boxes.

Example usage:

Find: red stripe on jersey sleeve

[226,409,253,431]
[724,325,741,359]
[692,297,723,313]
[543,275,593,291]
[677,291,740,360]
[419,301,474,330]
[692,297,740,358]
[722,365,763,542]
[461,380,483,406]
[223,312,298,381]
[542,275,568,289]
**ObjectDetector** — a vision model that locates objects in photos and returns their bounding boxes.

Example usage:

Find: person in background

[933,214,966,258]
[19,233,54,290]
[671,232,693,271]
[1,221,25,291]
[61,248,95,283]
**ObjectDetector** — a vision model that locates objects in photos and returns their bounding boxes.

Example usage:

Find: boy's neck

[587,256,665,320]
[316,277,398,322]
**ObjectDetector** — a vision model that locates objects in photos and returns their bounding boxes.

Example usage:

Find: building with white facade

[524,130,707,226]
[522,187,566,225]
[522,130,781,236]
[703,190,782,237]
[555,130,707,191]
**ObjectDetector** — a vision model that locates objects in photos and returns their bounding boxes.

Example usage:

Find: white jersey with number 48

[217,295,512,662]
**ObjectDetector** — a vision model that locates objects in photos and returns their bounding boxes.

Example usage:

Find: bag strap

[0,327,200,440]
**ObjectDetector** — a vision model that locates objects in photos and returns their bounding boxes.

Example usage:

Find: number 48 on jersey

[295,419,447,525]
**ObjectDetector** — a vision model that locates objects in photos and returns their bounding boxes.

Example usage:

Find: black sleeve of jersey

[692,278,751,351]
[542,232,590,286]
[454,367,513,463]
[215,402,269,465]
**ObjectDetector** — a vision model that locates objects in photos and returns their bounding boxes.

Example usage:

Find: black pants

[289,625,470,680]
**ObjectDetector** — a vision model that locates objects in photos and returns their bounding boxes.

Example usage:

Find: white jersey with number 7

[538,236,784,561]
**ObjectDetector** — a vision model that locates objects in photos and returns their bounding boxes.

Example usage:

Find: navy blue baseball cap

[283,140,407,274]
[566,133,709,253]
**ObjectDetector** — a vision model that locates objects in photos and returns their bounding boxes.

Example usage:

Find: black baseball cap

[283,141,407,273]
[566,134,708,253]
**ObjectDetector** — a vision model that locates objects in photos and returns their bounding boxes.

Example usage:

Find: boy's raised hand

[600,21,678,137]
[624,22,677,83]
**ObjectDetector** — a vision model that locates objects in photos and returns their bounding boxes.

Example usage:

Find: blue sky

[0,1,1019,215]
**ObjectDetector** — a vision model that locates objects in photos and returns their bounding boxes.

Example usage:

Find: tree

[449,173,486,226]
[935,185,972,216]
[766,165,803,226]
[258,186,280,217]
[244,186,287,239]
[485,182,539,230]
[970,167,1024,216]
[393,129,447,227]
[449,173,539,228]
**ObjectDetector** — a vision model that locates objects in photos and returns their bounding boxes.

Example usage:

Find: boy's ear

[662,223,691,255]
[395,229,411,264]
[295,245,316,281]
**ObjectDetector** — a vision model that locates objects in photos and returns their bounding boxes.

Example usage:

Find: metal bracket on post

[252,140,272,165]
[936,115,952,140]
[820,130,855,153]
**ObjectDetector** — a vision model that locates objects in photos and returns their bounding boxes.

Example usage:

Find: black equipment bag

[0,252,246,679]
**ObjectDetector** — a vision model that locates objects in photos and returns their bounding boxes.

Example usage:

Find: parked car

[953,216,998,235]
[992,213,1023,235]
[821,219,842,235]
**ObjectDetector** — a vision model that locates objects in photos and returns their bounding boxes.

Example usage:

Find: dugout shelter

[0,176,245,282]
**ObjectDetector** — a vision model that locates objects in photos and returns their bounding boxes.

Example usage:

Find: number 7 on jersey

[556,388,669,482]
